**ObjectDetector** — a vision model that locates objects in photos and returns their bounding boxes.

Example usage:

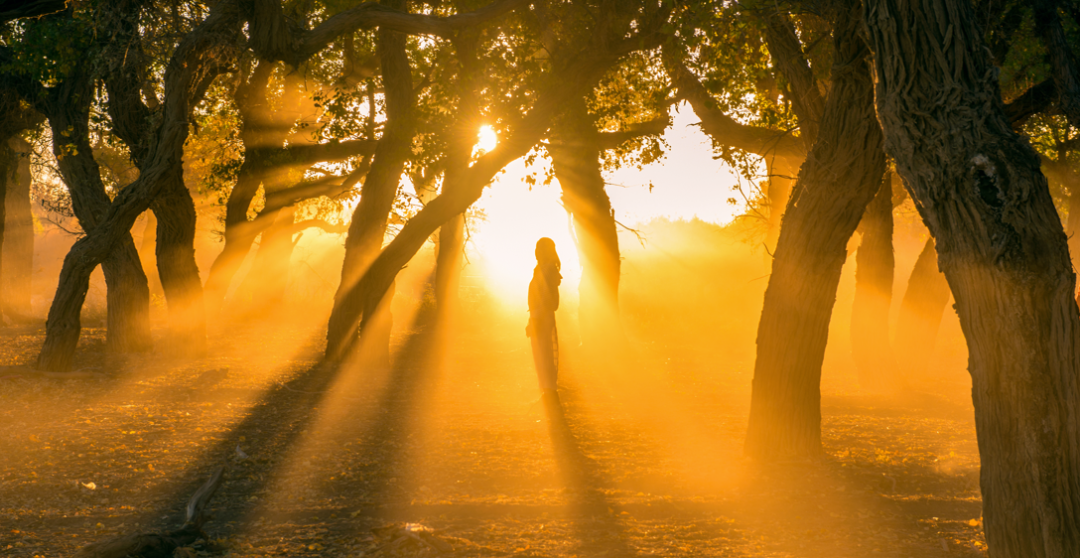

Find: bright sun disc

[477,125,498,153]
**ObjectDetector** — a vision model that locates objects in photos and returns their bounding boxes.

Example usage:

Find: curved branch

[662,46,803,159]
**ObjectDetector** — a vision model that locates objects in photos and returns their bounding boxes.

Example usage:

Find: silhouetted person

[527,237,561,397]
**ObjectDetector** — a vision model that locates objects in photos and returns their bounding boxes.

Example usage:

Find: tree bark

[43,71,152,357]
[865,0,1080,554]
[850,173,899,390]
[149,170,206,354]
[326,5,414,363]
[35,0,241,371]
[764,156,800,253]
[894,237,951,380]
[550,100,623,348]
[2,137,33,319]
[745,2,886,460]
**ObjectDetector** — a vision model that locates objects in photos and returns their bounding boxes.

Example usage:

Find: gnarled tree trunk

[149,170,206,354]
[326,9,414,363]
[850,173,898,390]
[894,237,951,380]
[745,2,886,460]
[865,0,1080,554]
[550,100,622,348]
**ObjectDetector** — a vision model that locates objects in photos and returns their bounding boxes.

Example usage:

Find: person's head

[535,237,560,270]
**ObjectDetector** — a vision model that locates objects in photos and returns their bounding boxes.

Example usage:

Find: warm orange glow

[477,124,498,153]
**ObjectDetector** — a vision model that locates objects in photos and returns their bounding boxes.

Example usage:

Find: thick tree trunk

[745,3,886,460]
[894,238,951,380]
[2,137,33,319]
[326,12,413,363]
[865,0,1080,554]
[149,171,206,354]
[850,173,899,390]
[43,78,152,359]
[550,102,622,347]
[34,0,241,372]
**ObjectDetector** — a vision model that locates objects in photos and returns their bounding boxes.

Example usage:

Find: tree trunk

[43,77,152,358]
[0,138,9,317]
[550,101,623,347]
[745,3,886,460]
[149,170,206,354]
[434,33,482,312]
[2,137,33,319]
[34,0,241,371]
[894,237,951,380]
[326,10,413,363]
[234,205,296,309]
[865,0,1080,554]
[850,173,899,390]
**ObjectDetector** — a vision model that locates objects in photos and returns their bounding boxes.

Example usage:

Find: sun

[476,125,498,153]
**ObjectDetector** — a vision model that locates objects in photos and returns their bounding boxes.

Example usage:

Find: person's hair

[535,237,560,271]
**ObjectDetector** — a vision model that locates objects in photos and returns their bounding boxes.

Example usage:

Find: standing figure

[527,237,561,396]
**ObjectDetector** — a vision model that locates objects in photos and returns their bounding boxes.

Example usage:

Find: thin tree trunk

[894,237,951,380]
[149,170,206,354]
[326,8,413,363]
[745,3,886,460]
[550,101,622,347]
[865,0,1080,553]
[0,138,9,316]
[434,32,482,312]
[2,137,33,319]
[850,173,899,390]
[234,205,296,308]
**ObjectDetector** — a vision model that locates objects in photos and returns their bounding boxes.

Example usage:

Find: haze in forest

[1,0,1077,557]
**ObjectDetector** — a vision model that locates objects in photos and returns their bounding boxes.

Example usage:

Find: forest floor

[0,300,985,558]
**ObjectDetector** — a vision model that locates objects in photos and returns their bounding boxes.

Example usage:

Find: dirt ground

[0,292,986,558]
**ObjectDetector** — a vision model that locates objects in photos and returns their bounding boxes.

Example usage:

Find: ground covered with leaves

[0,297,985,557]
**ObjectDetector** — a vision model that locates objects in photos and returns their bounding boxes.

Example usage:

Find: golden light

[476,125,498,154]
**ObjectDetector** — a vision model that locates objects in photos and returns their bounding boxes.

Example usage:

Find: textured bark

[149,170,206,353]
[550,100,622,347]
[745,2,886,460]
[35,0,240,371]
[2,137,33,319]
[103,3,206,352]
[865,0,1080,554]
[760,11,825,148]
[326,6,414,363]
[850,174,899,390]
[40,67,152,358]
[894,237,951,380]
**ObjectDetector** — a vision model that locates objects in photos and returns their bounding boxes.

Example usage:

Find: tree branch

[661,46,803,159]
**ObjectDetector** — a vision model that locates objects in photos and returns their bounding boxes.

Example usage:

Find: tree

[32,0,242,371]
[864,0,1080,553]
[745,0,887,459]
